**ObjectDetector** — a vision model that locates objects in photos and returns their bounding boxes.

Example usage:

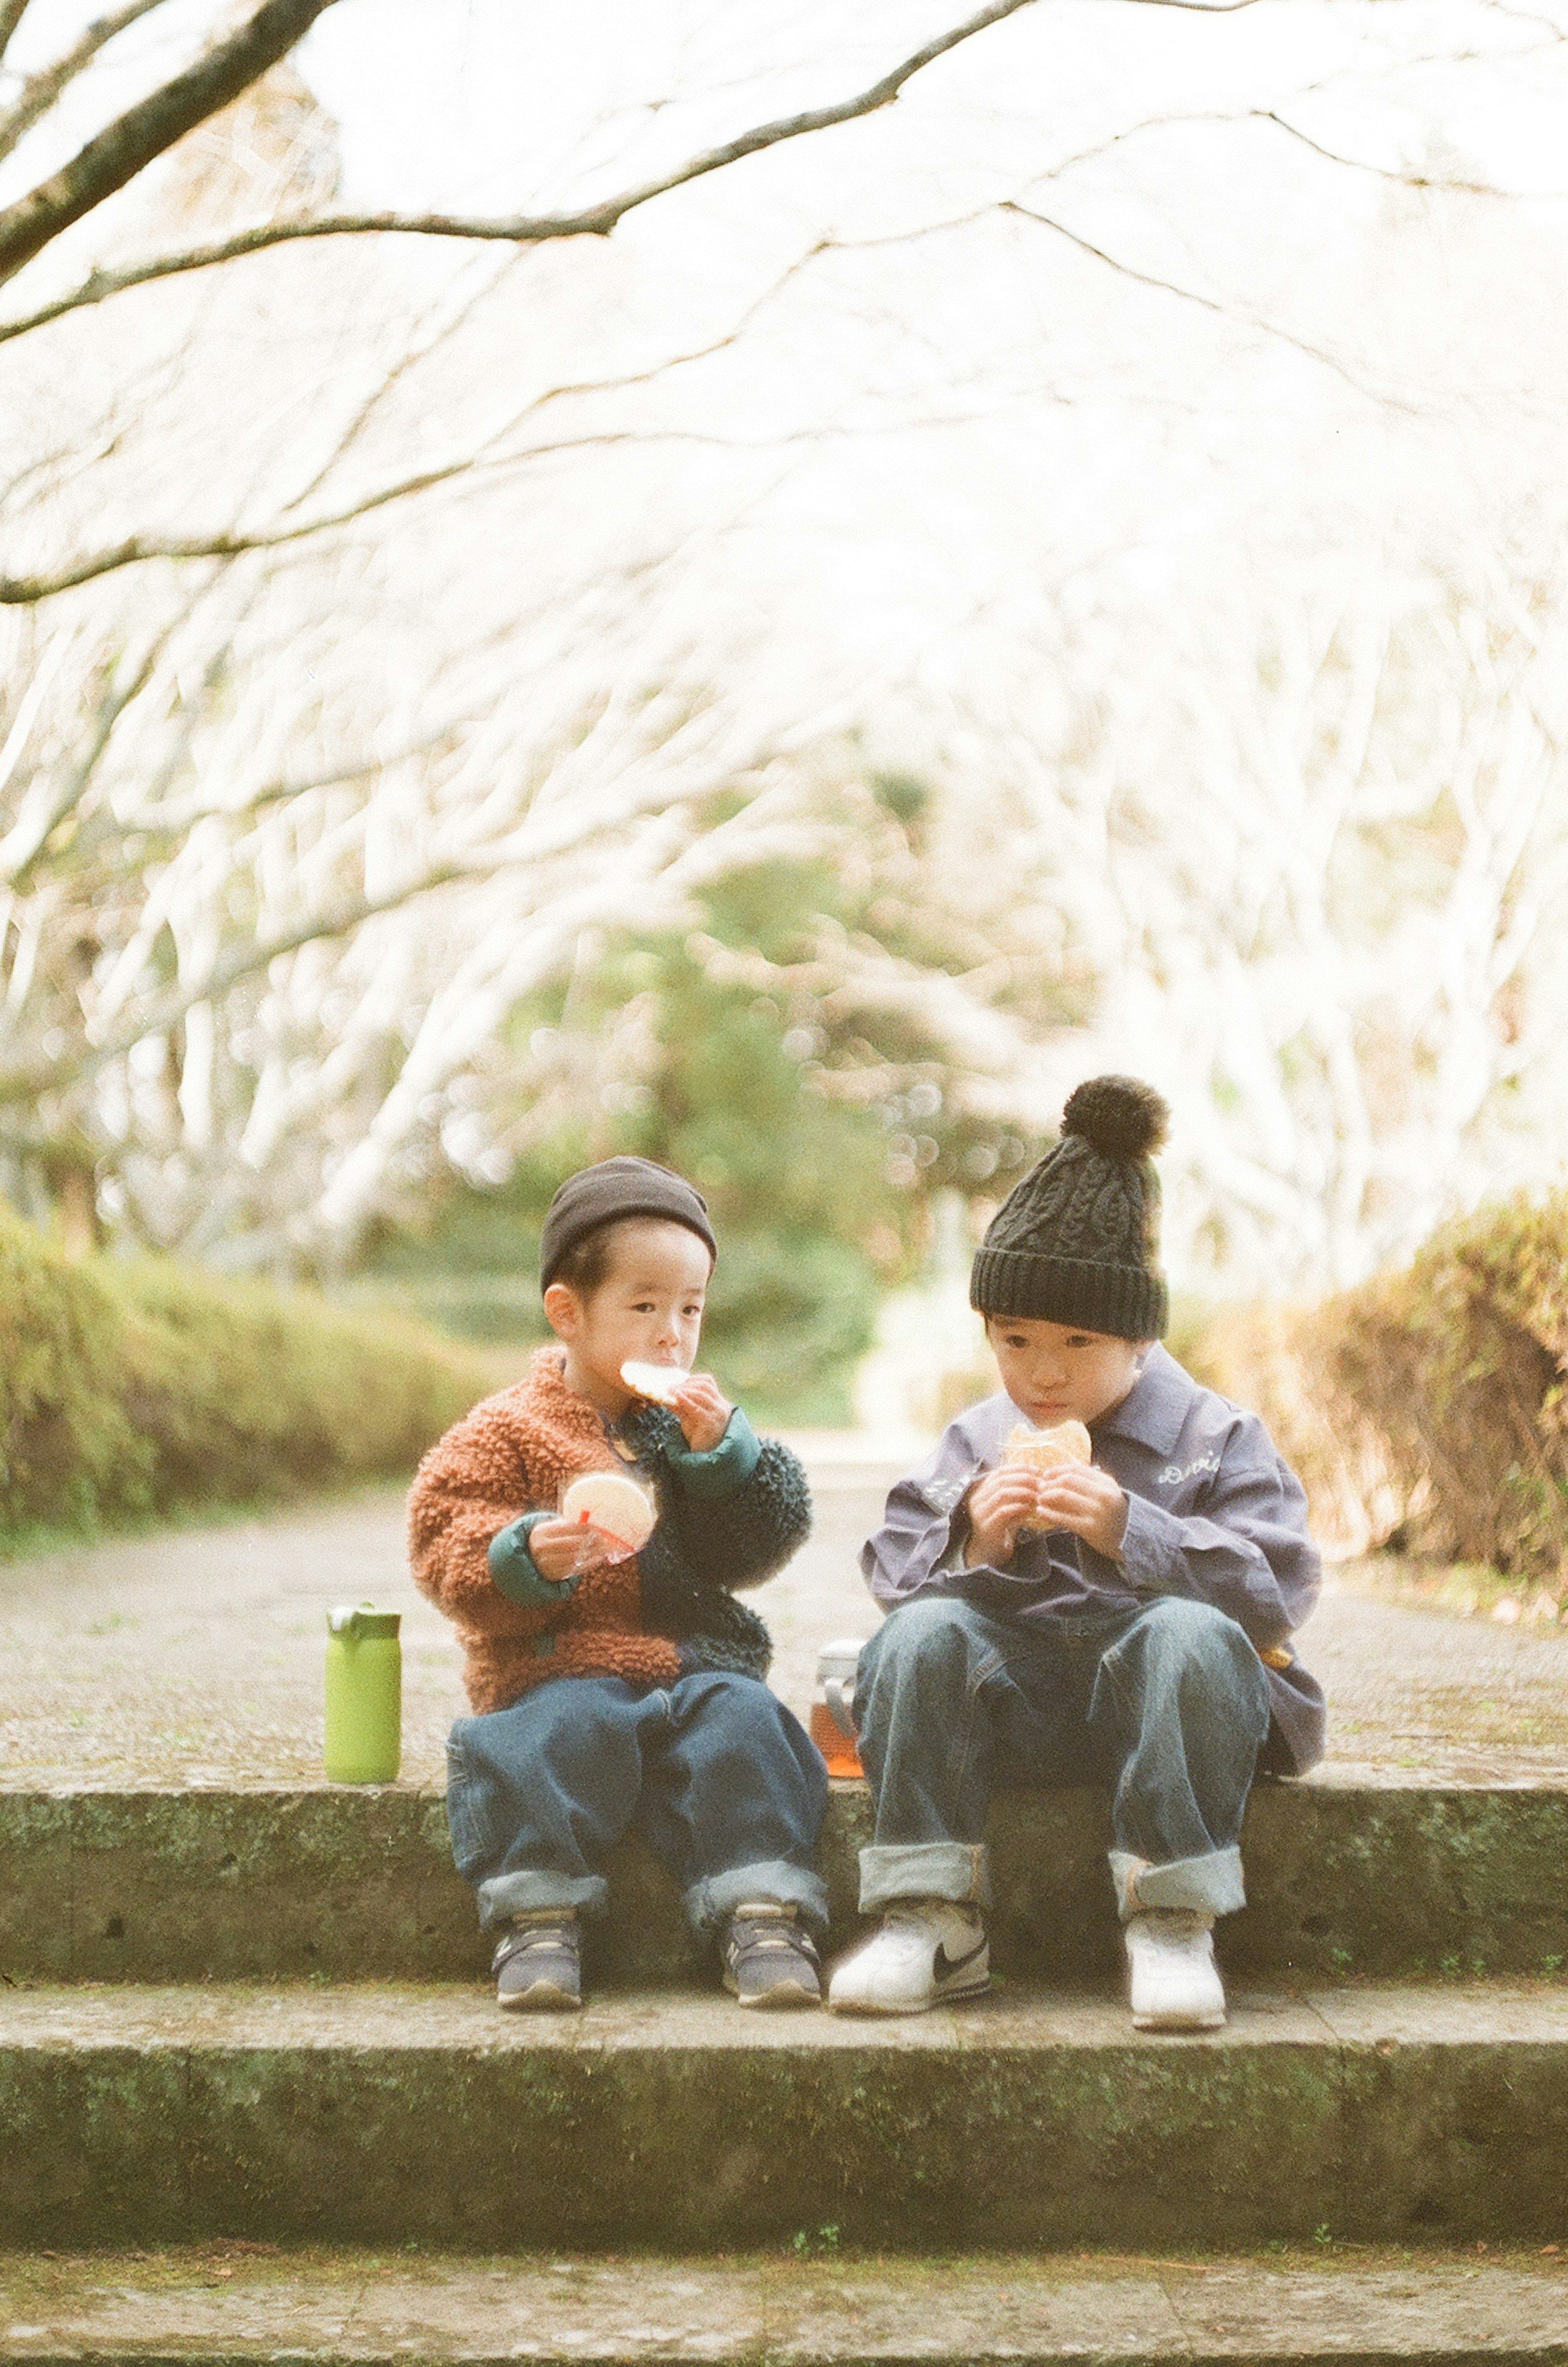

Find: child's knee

[862,1595,982,1692]
[1123,1596,1269,1713]
[675,1668,784,1730]
[674,1670,813,1761]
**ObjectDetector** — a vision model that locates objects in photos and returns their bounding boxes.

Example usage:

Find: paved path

[3,1445,1568,1789]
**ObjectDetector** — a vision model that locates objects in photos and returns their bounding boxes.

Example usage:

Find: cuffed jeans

[446,1670,829,1939]
[855,1593,1271,1922]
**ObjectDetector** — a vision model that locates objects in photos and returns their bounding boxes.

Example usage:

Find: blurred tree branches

[354,828,1066,1417]
[1,0,1565,1376]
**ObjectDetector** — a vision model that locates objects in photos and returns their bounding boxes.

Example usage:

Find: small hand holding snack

[1030,1458,1130,1560]
[964,1464,1052,1569]
[531,1471,657,1582]
[621,1359,733,1454]
[526,1515,599,1586]
[965,1420,1129,1568]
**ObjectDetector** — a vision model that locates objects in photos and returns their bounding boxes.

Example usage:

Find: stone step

[3,1778,1566,1988]
[4,2244,1568,2363]
[5,1980,1568,2251]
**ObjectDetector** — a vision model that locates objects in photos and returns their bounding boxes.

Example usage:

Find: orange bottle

[810,1638,866,1778]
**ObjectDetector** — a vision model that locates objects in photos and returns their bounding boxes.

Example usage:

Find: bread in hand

[620,1360,689,1406]
[1002,1419,1092,1472]
[561,1470,657,1552]
[1001,1419,1092,1534]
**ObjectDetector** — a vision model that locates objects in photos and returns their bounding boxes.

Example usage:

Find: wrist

[665,1405,760,1497]
[488,1512,579,1608]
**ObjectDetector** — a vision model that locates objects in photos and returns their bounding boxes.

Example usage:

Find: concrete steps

[4,1978,1568,2251]
[4,2245,1568,2363]
[4,1778,1567,1986]
[7,1779,1567,2276]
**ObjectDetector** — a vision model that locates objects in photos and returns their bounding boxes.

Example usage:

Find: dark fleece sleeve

[624,1405,811,1589]
[625,1409,814,1682]
[661,1438,813,1592]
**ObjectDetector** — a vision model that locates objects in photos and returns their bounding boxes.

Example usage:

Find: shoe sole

[497,1981,581,2013]
[826,1971,990,2016]
[1130,2008,1226,2031]
[728,1978,822,2009]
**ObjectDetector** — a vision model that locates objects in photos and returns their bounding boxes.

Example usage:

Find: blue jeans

[855,1593,1271,1921]
[446,1671,829,1938]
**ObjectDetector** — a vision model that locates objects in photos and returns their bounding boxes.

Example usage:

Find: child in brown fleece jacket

[408,1156,826,2013]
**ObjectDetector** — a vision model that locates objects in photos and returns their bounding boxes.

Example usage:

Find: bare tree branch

[1258,108,1524,197]
[112,737,456,835]
[0,243,842,601]
[3,383,1265,605]
[0,0,1078,334]
[0,860,472,1104]
[276,259,524,517]
[0,0,339,287]
[0,0,168,169]
[0,635,163,890]
[0,456,476,601]
[0,0,35,68]
[1001,199,1417,410]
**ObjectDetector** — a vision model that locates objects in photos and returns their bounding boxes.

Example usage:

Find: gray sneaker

[722,1904,822,2008]
[493,1914,581,2011]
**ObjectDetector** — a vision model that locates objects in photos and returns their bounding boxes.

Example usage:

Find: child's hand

[963,1467,1045,1568]
[669,1372,733,1454]
[1033,1463,1129,1560]
[527,1516,592,1585]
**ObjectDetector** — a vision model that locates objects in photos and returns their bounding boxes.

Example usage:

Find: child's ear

[542,1281,581,1339]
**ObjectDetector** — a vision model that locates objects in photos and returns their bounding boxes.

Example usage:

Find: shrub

[0,1211,492,1548]
[1192,1192,1568,1586]
[0,1217,153,1535]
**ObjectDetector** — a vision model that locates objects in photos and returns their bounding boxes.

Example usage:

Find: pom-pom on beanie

[539,1156,717,1289]
[969,1075,1170,1339]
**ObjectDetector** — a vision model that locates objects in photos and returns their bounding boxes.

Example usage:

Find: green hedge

[0,1212,494,1548]
[1193,1192,1568,1590]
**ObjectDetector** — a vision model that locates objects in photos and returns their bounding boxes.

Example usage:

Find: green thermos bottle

[324,1603,402,1782]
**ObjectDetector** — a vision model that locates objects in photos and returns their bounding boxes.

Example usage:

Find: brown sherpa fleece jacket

[408,1346,681,1712]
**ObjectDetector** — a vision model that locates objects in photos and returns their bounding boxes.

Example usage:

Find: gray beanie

[539,1157,716,1289]
[969,1076,1169,1338]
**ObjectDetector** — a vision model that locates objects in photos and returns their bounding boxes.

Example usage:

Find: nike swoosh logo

[934,1936,987,1977]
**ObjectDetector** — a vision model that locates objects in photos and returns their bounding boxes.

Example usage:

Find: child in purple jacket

[827,1076,1324,2030]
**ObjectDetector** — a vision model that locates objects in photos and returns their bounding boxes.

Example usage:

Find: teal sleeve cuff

[487,1512,578,1609]
[662,1406,762,1499]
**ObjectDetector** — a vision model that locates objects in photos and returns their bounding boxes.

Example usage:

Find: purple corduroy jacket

[861,1343,1326,1777]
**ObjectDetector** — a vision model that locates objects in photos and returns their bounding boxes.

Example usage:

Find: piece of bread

[561,1471,657,1552]
[1002,1420,1093,1472]
[620,1360,689,1406]
[1002,1421,1092,1534]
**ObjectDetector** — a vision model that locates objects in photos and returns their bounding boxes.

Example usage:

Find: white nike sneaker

[826,1901,989,2015]
[1124,1909,1226,2030]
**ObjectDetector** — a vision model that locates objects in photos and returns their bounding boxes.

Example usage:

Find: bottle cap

[327,1603,402,1639]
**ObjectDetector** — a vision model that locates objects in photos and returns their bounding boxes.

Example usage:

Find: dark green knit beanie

[969,1075,1170,1338]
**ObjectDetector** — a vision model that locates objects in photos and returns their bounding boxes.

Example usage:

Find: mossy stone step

[4,2244,1568,2363]
[2,1778,1567,1986]
[4,1980,1568,2251]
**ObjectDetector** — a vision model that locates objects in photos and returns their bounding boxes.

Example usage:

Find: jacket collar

[1091,1342,1192,1457]
[519,1345,613,1445]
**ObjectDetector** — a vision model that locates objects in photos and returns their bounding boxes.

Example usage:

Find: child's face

[545,1219,712,1414]
[984,1314,1148,1431]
